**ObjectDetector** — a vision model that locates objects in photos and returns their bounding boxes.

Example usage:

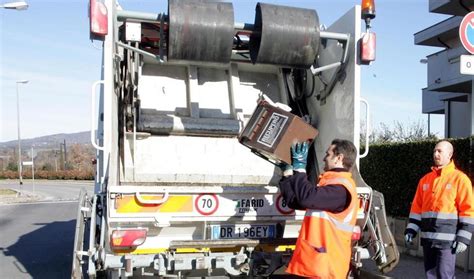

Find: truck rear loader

[73,0,399,278]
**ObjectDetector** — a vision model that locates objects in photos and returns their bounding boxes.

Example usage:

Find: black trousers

[422,244,456,279]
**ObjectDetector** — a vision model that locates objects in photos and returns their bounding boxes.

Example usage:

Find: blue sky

[0,0,448,142]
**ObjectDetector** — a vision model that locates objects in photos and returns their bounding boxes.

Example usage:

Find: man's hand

[291,142,309,172]
[405,233,414,245]
[279,163,293,177]
[452,241,468,254]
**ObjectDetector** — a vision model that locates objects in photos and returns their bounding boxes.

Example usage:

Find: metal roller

[168,0,234,63]
[249,3,320,68]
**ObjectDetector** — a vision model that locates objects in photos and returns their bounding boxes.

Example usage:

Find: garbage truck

[72,0,399,277]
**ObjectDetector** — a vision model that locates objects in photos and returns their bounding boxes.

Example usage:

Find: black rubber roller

[249,3,320,68]
[168,0,234,63]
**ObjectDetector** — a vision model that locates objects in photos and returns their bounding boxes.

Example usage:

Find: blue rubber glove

[291,142,309,172]
[452,241,468,254]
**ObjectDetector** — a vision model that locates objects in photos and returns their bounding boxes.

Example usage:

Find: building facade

[415,0,474,138]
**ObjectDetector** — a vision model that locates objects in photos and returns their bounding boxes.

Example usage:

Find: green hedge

[0,169,94,180]
[360,137,473,217]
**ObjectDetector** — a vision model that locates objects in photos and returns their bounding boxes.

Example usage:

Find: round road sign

[459,12,474,54]
[195,194,219,215]
[275,194,295,215]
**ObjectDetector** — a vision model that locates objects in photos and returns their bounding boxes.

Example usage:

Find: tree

[375,123,394,143]
[41,163,54,171]
[6,162,17,171]
[361,120,438,145]
[391,120,434,142]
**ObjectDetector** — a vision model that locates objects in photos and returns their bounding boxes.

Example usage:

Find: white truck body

[73,1,399,278]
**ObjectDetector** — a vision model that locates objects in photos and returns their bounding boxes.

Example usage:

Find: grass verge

[0,189,17,196]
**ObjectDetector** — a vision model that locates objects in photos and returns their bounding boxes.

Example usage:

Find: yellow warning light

[361,0,376,20]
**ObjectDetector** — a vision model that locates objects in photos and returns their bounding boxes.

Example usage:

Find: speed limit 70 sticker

[195,194,219,215]
[275,194,295,215]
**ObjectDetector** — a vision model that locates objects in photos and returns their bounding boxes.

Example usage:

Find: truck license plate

[211,224,275,239]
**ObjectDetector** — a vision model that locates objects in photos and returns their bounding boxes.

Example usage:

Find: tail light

[90,0,108,39]
[360,31,376,64]
[352,225,361,240]
[360,0,376,64]
[111,229,147,248]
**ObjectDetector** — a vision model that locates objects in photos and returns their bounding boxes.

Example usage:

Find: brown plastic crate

[239,100,318,165]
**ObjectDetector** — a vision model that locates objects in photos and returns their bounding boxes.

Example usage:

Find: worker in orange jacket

[279,139,358,278]
[405,140,474,279]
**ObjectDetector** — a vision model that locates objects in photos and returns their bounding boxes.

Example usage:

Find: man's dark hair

[331,139,357,170]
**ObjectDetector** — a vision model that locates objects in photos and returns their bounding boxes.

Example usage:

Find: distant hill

[0,131,90,150]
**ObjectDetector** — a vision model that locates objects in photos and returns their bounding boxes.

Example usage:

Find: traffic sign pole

[32,147,34,193]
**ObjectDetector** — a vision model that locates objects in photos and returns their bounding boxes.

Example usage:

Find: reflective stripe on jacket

[286,171,358,278]
[405,161,474,248]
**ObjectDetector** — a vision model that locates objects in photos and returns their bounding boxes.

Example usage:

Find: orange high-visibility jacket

[286,171,358,279]
[406,161,474,248]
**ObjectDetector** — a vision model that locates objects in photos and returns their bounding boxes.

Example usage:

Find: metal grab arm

[116,41,164,63]
[117,10,166,22]
[310,31,351,75]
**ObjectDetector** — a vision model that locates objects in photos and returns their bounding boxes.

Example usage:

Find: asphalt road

[0,180,94,202]
[0,201,77,278]
[361,254,474,279]
[0,180,93,279]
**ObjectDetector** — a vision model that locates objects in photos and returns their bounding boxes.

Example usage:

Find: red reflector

[360,31,376,64]
[111,229,147,248]
[90,0,108,37]
[352,225,361,240]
